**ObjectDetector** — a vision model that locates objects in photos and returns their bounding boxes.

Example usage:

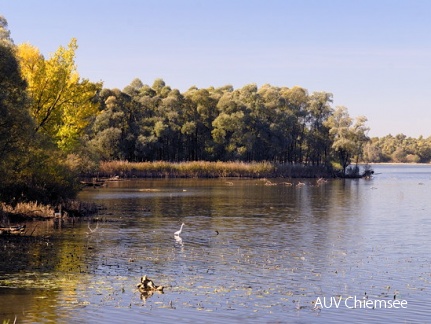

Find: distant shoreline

[366,162,431,166]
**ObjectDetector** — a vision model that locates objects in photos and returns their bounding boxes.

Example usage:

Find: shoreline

[91,160,339,179]
[5,161,429,224]
[0,200,100,224]
[367,162,431,165]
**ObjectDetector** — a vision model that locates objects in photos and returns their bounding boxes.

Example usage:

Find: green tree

[362,138,384,162]
[257,84,304,162]
[87,89,132,160]
[416,136,431,162]
[0,42,35,201]
[325,106,369,174]
[212,87,250,160]
[183,87,218,160]
[280,86,309,163]
[305,92,333,165]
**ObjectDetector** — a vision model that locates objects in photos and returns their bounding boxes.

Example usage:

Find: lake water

[1,164,431,323]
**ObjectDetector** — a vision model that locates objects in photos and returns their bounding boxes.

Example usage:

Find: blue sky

[2,0,431,137]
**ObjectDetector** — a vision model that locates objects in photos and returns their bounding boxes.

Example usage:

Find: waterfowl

[174,223,185,236]
[137,275,164,293]
[174,235,183,245]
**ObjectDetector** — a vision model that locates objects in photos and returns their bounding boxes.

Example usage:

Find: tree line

[1,15,430,205]
[86,79,369,169]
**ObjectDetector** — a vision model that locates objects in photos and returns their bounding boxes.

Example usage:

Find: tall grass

[1,201,55,219]
[1,200,99,221]
[96,161,333,179]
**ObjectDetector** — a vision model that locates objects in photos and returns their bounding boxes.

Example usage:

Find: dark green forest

[1,16,431,206]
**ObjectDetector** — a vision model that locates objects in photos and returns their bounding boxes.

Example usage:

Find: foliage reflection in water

[1,165,431,323]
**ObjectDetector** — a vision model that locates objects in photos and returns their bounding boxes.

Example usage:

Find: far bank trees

[83,79,370,175]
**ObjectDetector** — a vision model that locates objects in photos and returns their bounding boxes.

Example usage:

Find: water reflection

[1,166,431,323]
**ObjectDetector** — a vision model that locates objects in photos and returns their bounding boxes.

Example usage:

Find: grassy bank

[95,160,334,179]
[1,200,99,222]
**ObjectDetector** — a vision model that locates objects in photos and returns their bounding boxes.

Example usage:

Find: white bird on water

[174,234,183,246]
[174,223,185,236]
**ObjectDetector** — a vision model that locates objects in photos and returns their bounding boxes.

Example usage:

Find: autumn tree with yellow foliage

[0,15,103,205]
[17,38,102,152]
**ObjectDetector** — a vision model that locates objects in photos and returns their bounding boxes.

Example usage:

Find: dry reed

[96,161,333,179]
[1,202,55,219]
[1,200,99,221]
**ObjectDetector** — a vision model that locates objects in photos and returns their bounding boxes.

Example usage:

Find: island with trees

[1,16,431,219]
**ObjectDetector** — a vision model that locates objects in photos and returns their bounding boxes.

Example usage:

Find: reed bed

[1,200,99,221]
[1,202,55,219]
[96,161,333,179]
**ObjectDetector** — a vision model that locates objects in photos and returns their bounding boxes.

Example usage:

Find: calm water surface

[1,164,431,323]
